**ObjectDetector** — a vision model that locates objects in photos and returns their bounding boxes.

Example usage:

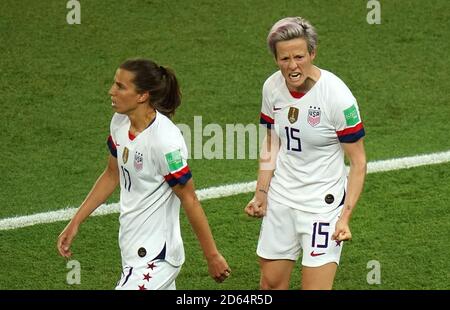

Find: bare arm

[172,179,231,283]
[245,128,280,217]
[57,155,120,257]
[332,139,367,241]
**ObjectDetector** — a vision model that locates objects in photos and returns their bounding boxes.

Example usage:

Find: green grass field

[0,0,449,290]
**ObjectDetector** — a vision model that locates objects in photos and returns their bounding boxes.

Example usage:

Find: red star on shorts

[143,273,152,282]
[147,262,156,270]
[335,240,342,246]
[138,284,147,290]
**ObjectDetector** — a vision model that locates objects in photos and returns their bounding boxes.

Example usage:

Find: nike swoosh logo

[310,251,325,257]
[273,107,282,111]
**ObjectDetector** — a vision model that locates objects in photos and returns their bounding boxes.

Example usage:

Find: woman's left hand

[331,219,352,241]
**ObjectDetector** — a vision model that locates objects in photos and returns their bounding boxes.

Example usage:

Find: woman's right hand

[57,222,79,258]
[244,195,267,218]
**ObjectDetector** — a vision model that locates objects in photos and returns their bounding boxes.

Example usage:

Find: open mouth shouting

[289,72,302,82]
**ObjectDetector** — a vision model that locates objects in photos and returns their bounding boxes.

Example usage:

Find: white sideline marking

[1,150,450,231]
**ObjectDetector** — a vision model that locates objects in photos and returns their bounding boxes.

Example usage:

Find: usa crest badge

[307,106,321,127]
[122,147,129,164]
[134,151,143,171]
[288,107,299,124]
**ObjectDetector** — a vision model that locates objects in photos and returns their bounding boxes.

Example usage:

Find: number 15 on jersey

[284,126,302,152]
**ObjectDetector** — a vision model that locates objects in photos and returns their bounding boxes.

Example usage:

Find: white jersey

[260,69,365,213]
[107,111,191,267]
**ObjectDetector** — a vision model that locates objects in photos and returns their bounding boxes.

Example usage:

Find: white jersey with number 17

[107,111,191,268]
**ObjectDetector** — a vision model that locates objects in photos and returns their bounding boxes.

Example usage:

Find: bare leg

[259,258,295,290]
[301,262,338,290]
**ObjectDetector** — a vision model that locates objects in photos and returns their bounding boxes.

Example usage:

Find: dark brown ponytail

[120,59,181,118]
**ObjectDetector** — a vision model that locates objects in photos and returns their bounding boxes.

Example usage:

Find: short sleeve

[106,113,126,157]
[107,135,117,157]
[260,79,274,129]
[333,97,365,143]
[154,127,192,187]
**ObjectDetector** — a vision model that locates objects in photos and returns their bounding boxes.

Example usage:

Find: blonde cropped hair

[267,17,318,57]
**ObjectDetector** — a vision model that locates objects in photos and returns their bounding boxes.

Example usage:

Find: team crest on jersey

[307,106,321,127]
[122,147,129,164]
[134,151,144,171]
[288,107,299,124]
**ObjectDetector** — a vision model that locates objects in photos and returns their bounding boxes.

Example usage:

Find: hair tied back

[159,65,167,76]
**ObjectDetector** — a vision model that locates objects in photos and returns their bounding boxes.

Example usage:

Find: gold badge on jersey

[288,107,299,124]
[122,147,129,164]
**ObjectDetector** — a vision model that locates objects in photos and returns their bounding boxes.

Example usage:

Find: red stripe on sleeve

[336,122,364,137]
[164,174,174,181]
[164,165,190,181]
[260,112,274,124]
[108,135,116,150]
[171,166,191,179]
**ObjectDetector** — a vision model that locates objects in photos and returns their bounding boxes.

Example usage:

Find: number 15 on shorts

[311,222,329,248]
